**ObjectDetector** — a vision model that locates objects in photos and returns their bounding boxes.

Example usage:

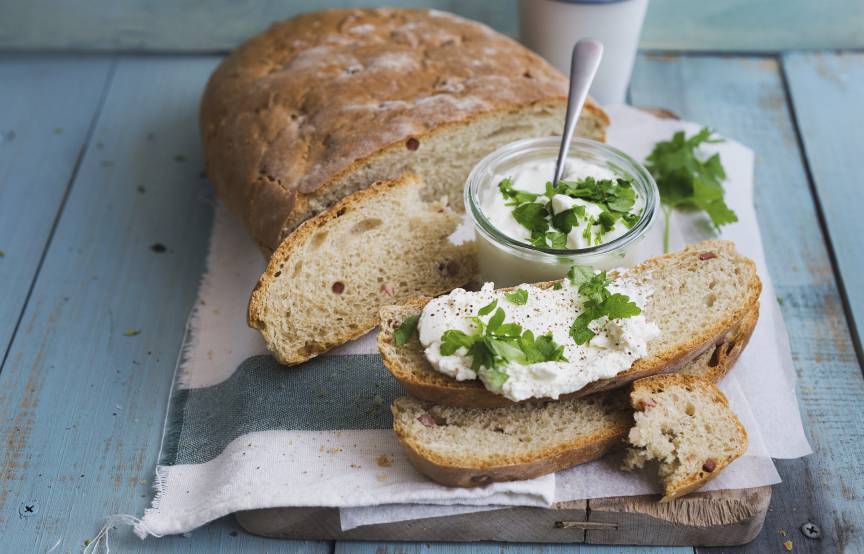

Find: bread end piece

[623,373,749,502]
[249,173,475,365]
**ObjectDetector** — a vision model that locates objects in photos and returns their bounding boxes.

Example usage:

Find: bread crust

[388,302,758,487]
[379,240,762,407]
[200,8,608,252]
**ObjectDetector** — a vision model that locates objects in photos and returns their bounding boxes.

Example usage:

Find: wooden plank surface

[0,0,862,53]
[0,56,111,365]
[0,55,328,553]
[629,53,864,553]
[0,51,861,553]
[782,51,864,359]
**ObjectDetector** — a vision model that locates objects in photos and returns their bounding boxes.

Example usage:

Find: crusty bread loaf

[249,173,475,365]
[379,240,761,407]
[200,8,608,253]
[390,306,757,487]
[623,374,749,502]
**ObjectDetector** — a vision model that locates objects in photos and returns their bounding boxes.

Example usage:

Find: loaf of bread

[379,241,761,407]
[623,373,749,502]
[200,8,608,254]
[389,306,757,487]
[249,172,475,365]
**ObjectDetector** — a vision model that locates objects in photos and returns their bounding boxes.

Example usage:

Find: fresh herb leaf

[486,307,506,333]
[440,329,474,355]
[645,128,737,252]
[553,282,563,290]
[567,265,594,286]
[597,210,619,232]
[568,270,641,345]
[603,293,642,319]
[570,309,600,345]
[545,231,569,249]
[480,366,509,389]
[512,202,549,234]
[486,338,525,363]
[394,315,420,346]
[477,299,498,316]
[533,333,568,362]
[552,208,579,234]
[498,177,539,205]
[505,288,529,305]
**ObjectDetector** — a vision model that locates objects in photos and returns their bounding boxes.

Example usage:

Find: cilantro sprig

[567,266,642,345]
[439,303,567,388]
[498,176,642,249]
[645,128,737,252]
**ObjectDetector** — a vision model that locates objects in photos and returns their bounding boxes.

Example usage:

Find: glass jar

[465,136,658,287]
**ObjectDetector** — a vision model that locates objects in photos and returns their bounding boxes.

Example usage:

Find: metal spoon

[551,39,604,189]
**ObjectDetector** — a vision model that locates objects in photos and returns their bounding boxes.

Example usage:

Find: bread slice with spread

[623,373,749,502]
[379,241,761,407]
[390,305,757,487]
[249,172,475,365]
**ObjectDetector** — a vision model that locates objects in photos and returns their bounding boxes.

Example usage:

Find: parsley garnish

[500,176,641,249]
[568,270,641,345]
[394,315,420,347]
[645,128,737,252]
[498,177,539,205]
[438,303,567,387]
[505,288,529,305]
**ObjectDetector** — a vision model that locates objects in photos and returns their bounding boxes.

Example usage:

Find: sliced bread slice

[379,240,761,407]
[622,373,749,502]
[249,172,476,365]
[390,305,757,487]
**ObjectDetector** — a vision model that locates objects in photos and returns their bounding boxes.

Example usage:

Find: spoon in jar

[551,39,604,189]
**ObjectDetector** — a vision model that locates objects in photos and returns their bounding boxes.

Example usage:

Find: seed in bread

[200,8,609,254]
[248,172,475,365]
[623,373,749,502]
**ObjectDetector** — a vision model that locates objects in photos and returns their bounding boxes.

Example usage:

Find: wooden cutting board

[235,486,770,546]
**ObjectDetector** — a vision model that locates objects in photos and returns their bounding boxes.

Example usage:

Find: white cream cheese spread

[417,274,661,401]
[480,157,644,250]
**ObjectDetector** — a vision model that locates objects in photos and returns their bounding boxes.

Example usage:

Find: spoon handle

[552,39,604,188]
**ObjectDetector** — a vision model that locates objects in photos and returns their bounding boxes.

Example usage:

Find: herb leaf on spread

[477,299,498,316]
[645,127,737,252]
[438,301,568,385]
[505,288,529,305]
[499,176,642,249]
[569,270,641,345]
[394,315,420,347]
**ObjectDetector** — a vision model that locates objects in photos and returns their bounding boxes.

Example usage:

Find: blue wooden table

[1,3,863,553]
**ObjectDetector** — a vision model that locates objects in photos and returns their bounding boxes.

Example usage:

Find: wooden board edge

[586,486,772,546]
[235,486,770,545]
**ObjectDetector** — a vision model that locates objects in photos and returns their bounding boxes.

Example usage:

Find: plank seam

[778,55,864,369]
[0,58,118,375]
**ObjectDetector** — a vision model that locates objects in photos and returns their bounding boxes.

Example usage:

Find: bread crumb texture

[250,174,476,364]
[392,391,630,468]
[623,373,748,502]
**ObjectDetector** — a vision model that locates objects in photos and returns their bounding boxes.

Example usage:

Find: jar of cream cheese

[465,137,658,287]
